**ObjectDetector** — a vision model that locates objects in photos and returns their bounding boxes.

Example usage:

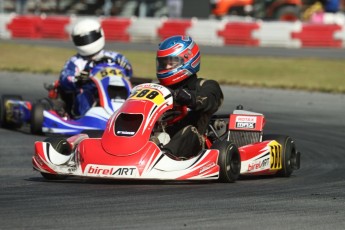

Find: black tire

[274,6,300,22]
[0,94,23,129]
[81,130,104,138]
[263,134,299,177]
[211,141,241,183]
[40,137,72,180]
[30,99,52,135]
[131,77,153,86]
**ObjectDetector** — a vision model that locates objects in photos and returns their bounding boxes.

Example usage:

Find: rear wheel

[263,134,300,177]
[212,141,241,183]
[40,137,72,180]
[81,130,104,138]
[30,99,52,135]
[0,95,23,129]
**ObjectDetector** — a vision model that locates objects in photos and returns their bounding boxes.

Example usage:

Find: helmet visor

[157,56,184,71]
[72,29,102,46]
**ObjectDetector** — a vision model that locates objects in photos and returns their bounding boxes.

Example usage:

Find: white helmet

[71,19,105,57]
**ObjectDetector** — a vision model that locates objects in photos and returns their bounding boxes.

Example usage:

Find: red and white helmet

[156,36,200,86]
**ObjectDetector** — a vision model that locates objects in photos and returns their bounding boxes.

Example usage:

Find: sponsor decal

[68,166,77,173]
[269,140,282,170]
[85,164,138,177]
[34,154,45,166]
[200,162,216,174]
[94,67,124,80]
[130,88,164,106]
[247,158,270,171]
[235,116,257,129]
[116,130,135,136]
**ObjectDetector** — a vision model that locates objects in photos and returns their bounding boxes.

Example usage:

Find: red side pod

[177,150,220,180]
[239,140,271,161]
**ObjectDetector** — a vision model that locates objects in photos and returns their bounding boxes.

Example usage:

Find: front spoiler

[32,141,220,181]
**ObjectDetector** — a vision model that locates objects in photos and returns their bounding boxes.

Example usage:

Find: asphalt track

[2,36,345,230]
[0,69,344,229]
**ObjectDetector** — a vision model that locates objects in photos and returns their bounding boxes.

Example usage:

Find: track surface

[1,72,345,229]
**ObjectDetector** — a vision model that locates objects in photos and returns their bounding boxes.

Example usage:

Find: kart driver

[156,35,224,159]
[59,18,133,117]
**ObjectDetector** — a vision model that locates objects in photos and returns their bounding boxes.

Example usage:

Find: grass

[1,42,345,93]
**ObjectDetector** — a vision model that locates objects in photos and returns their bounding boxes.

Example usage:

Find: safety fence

[1,14,345,48]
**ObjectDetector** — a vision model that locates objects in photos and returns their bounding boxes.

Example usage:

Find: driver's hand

[75,70,90,87]
[173,88,196,108]
[115,55,133,77]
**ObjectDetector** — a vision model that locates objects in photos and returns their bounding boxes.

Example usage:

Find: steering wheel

[161,105,188,126]
[93,56,114,66]
[84,56,114,71]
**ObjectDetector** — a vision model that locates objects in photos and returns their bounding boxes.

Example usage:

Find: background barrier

[40,16,70,39]
[157,19,192,40]
[1,14,344,48]
[6,15,42,38]
[218,22,260,46]
[101,18,131,42]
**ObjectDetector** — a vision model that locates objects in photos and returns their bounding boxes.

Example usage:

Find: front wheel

[30,99,52,135]
[211,141,241,183]
[40,137,72,180]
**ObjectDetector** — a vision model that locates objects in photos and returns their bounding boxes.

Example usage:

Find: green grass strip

[1,42,344,93]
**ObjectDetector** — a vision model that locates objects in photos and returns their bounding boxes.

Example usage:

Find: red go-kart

[32,83,300,182]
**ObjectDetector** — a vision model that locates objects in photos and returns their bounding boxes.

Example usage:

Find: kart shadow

[239,174,287,181]
[27,174,289,185]
[26,176,216,185]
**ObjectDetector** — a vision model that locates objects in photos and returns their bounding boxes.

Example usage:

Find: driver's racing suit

[163,74,224,158]
[59,50,133,116]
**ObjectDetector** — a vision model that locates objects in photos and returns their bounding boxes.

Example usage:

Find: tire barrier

[157,19,192,40]
[291,23,342,47]
[0,14,14,39]
[40,16,70,39]
[6,15,42,38]
[253,21,302,48]
[101,18,131,42]
[218,22,260,46]
[1,14,344,48]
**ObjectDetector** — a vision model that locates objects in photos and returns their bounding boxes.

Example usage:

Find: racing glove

[115,55,133,77]
[173,88,196,108]
[75,70,90,87]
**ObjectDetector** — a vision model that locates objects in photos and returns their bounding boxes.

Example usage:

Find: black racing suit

[163,74,224,158]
